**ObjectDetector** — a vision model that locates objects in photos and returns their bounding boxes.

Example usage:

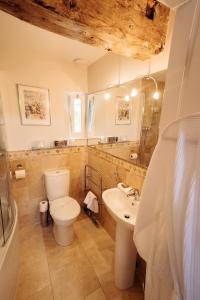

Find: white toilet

[44,169,80,246]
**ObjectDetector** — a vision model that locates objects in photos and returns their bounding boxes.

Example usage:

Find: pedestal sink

[102,187,140,290]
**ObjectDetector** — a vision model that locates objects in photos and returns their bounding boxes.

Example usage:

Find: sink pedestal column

[114,223,137,289]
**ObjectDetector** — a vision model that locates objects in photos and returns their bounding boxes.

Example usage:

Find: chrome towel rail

[84,164,103,220]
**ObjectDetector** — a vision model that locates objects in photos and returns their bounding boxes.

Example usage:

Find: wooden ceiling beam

[0,0,170,60]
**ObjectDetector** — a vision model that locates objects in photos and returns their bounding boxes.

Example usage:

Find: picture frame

[115,98,132,125]
[17,84,51,126]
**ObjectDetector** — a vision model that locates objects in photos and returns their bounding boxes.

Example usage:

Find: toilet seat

[50,196,80,225]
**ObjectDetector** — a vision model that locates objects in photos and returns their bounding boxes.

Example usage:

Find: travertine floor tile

[74,218,114,252]
[17,213,143,300]
[43,226,86,272]
[16,257,50,300]
[50,254,100,300]
[85,288,107,300]
[26,285,53,300]
[85,246,114,276]
[98,271,143,300]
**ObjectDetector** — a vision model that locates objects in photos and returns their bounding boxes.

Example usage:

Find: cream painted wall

[160,0,200,129]
[88,11,175,93]
[0,51,87,151]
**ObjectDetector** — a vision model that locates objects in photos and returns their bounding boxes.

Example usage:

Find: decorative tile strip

[8,146,87,160]
[88,146,146,178]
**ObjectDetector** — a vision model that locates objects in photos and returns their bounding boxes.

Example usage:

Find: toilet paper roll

[40,201,48,212]
[15,169,26,180]
[130,153,138,160]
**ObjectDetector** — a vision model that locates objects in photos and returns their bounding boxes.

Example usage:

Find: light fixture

[124,95,130,102]
[131,88,138,97]
[146,76,160,100]
[153,90,160,100]
[104,92,111,100]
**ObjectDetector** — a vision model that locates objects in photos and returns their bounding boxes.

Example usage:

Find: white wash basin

[102,187,140,290]
[102,188,139,230]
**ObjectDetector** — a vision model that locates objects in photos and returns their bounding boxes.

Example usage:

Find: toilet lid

[50,196,80,221]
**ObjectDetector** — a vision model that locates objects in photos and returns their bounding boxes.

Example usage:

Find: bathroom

[0,0,200,299]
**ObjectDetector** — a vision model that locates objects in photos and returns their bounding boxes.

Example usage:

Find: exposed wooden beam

[0,0,170,60]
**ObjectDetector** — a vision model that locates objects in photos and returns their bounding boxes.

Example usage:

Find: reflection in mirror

[87,71,165,168]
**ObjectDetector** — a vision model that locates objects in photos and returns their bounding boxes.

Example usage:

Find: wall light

[153,90,160,100]
[104,92,111,100]
[146,76,160,100]
[124,95,130,102]
[131,88,138,97]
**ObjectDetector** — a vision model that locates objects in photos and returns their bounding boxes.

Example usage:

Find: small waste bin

[40,200,48,227]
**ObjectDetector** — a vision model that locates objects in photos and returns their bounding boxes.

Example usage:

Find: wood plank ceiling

[0,0,170,60]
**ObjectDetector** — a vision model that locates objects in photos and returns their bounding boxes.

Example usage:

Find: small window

[87,96,95,134]
[73,96,82,133]
[66,92,85,138]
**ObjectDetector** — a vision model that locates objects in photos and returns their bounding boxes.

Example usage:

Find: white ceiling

[0,10,106,65]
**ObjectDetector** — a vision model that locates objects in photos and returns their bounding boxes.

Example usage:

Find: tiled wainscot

[9,147,87,223]
[88,146,146,239]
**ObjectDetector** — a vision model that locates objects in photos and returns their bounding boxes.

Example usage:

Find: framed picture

[17,84,51,125]
[115,98,131,125]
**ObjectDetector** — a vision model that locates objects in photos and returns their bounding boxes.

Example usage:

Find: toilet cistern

[44,169,80,246]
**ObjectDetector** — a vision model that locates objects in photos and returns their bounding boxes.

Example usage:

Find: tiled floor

[16,212,144,300]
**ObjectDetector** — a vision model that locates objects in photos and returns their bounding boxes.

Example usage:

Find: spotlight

[105,92,111,100]
[124,95,130,101]
[153,91,160,100]
[131,88,138,97]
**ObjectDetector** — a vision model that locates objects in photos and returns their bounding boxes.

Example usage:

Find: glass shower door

[0,150,15,245]
[0,199,4,246]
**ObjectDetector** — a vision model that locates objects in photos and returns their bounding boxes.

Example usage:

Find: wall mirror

[87,70,166,168]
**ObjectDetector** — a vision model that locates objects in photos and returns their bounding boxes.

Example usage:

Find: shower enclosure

[0,149,15,246]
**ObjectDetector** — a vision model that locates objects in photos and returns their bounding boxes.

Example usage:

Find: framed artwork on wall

[17,84,51,126]
[115,98,131,125]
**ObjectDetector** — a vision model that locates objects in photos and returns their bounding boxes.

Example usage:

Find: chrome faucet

[127,188,140,201]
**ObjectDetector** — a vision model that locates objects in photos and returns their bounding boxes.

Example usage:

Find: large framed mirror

[87,70,166,168]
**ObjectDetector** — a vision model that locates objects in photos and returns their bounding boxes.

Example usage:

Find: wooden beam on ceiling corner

[0,0,170,60]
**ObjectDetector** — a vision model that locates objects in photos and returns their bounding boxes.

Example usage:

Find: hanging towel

[134,113,200,300]
[84,191,99,213]
[84,190,97,205]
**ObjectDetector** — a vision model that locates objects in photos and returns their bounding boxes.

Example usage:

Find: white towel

[134,113,200,300]
[84,191,96,205]
[87,197,99,214]
[84,191,99,213]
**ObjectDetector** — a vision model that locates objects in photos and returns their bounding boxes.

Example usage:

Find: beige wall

[9,147,87,223]
[89,79,143,141]
[91,142,140,164]
[88,147,146,239]
[0,52,87,151]
[9,145,147,239]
